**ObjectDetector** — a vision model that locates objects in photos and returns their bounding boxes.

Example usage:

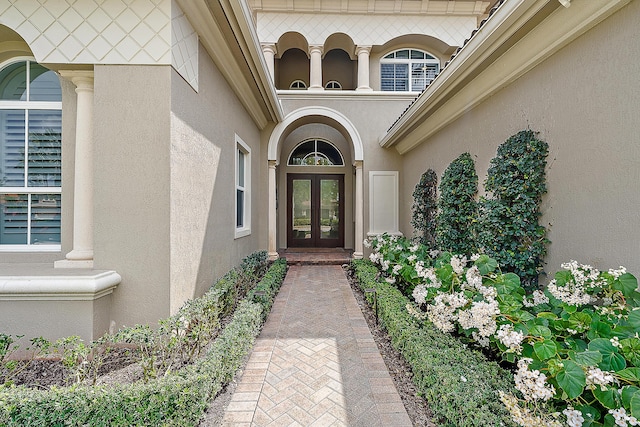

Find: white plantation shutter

[0,59,61,248]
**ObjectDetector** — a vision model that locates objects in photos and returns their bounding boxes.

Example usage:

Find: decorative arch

[268,106,364,165]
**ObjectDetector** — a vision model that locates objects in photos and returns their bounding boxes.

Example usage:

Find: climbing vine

[477,129,549,289]
[436,152,478,255]
[411,169,438,249]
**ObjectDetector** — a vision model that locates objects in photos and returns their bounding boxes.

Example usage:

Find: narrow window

[0,59,62,250]
[325,80,342,90]
[289,80,307,90]
[235,135,251,238]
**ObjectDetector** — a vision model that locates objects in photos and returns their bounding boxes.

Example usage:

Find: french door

[287,174,344,248]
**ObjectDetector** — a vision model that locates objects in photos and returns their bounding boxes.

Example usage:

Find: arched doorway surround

[267,106,364,259]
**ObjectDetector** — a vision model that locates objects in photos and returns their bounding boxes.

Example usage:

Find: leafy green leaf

[593,387,619,410]
[631,391,640,419]
[533,339,557,360]
[615,273,639,298]
[555,270,573,286]
[572,350,603,366]
[556,359,586,399]
[529,325,553,339]
[537,312,558,320]
[621,338,640,366]
[617,368,640,383]
[628,310,640,330]
[576,404,600,426]
[622,386,640,408]
[474,255,498,276]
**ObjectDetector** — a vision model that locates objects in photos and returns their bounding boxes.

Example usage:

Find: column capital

[355,45,372,56]
[58,70,94,89]
[308,45,324,56]
[268,159,277,168]
[262,43,277,55]
[353,160,364,168]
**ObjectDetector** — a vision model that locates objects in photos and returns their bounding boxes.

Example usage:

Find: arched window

[0,59,62,249]
[380,49,440,92]
[289,80,307,90]
[325,80,342,90]
[288,139,344,166]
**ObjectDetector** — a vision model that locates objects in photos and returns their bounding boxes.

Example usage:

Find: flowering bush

[366,233,640,427]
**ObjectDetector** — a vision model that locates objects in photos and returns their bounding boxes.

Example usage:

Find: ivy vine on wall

[477,129,549,289]
[411,169,438,248]
[436,152,478,255]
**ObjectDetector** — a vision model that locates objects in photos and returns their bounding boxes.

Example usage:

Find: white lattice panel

[256,12,476,46]
[0,0,171,64]
[171,0,198,90]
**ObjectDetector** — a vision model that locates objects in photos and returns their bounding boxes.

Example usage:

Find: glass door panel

[292,178,312,241]
[320,179,339,240]
[287,174,344,248]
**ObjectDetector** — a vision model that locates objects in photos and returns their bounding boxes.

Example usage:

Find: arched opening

[322,49,355,90]
[277,48,310,90]
[267,107,364,258]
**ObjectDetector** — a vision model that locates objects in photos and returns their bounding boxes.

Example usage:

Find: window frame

[289,80,307,90]
[380,48,440,92]
[0,57,62,252]
[235,134,251,239]
[287,139,345,167]
[325,80,342,90]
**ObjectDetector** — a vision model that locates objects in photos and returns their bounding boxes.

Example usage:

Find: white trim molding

[0,270,121,301]
[379,0,632,154]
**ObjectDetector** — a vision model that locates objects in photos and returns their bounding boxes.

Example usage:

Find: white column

[355,45,373,91]
[308,45,324,91]
[55,71,94,269]
[268,160,278,260]
[262,43,277,82]
[354,160,364,259]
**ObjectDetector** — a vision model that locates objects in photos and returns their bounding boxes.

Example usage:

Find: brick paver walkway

[221,265,412,427]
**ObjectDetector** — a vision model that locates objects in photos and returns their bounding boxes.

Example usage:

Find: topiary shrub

[477,130,549,289]
[411,169,438,249]
[436,152,478,256]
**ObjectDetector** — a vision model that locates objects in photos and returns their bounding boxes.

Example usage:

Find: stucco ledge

[0,271,121,301]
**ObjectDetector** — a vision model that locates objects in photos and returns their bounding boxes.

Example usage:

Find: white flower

[369,252,382,264]
[586,366,615,390]
[496,324,524,354]
[415,262,441,288]
[409,244,419,252]
[563,407,585,427]
[457,299,499,338]
[392,264,402,276]
[412,284,428,305]
[429,249,440,258]
[363,238,371,248]
[451,255,468,274]
[385,276,396,285]
[465,266,483,289]
[514,358,555,401]
[609,266,627,279]
[499,392,562,427]
[460,375,467,382]
[426,291,468,333]
[407,254,417,263]
[547,279,592,306]
[611,336,621,348]
[523,290,549,307]
[609,407,638,427]
[380,259,390,271]
[470,253,481,262]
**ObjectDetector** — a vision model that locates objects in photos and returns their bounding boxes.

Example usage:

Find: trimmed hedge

[0,257,288,426]
[351,259,516,427]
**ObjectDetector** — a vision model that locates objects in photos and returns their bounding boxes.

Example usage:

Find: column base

[308,86,324,91]
[352,251,364,259]
[356,86,373,91]
[268,251,279,261]
[54,259,94,269]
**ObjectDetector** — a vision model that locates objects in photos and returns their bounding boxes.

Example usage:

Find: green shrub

[436,152,479,256]
[0,255,287,426]
[411,169,438,249]
[351,259,516,426]
[478,130,549,289]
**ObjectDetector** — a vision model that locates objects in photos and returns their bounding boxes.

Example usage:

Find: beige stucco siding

[169,43,264,313]
[399,0,640,277]
[93,65,172,327]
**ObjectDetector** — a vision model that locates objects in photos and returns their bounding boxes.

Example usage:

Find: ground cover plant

[350,257,516,426]
[0,253,288,426]
[366,233,640,427]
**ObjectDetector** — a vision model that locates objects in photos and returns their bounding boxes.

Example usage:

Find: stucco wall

[399,1,640,278]
[169,43,263,313]
[93,65,172,327]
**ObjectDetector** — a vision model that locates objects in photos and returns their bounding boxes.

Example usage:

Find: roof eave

[379,0,631,154]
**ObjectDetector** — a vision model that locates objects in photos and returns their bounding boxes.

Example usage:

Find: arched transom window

[0,59,62,249]
[288,139,344,166]
[380,49,440,92]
